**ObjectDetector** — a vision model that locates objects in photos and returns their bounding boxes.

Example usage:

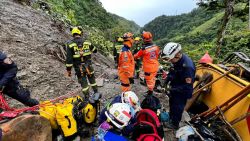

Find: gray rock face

[0,0,74,104]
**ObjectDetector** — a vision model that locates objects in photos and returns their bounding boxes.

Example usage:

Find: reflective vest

[68,41,93,58]
[134,44,160,73]
[66,38,96,68]
[118,46,135,78]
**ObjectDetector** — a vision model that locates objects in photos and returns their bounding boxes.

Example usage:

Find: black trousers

[169,93,188,127]
[3,81,38,107]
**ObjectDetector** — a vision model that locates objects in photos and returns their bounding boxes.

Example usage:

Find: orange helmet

[122,32,134,41]
[142,31,152,42]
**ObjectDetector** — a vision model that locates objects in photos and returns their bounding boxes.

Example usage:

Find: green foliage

[142,8,217,41]
[45,0,116,29]
[222,30,250,57]
[189,12,224,35]
[83,26,114,56]
[148,2,249,62]
[108,14,140,38]
[45,0,139,34]
[42,0,139,56]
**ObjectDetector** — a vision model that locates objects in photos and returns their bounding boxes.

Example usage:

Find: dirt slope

[0,1,189,140]
[0,0,123,106]
[0,0,151,112]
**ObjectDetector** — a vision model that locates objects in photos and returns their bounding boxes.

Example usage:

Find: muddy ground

[0,1,190,140]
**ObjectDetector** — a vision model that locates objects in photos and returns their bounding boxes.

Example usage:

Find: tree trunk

[215,0,235,57]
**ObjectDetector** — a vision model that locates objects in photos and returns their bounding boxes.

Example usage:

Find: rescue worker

[99,91,140,124]
[0,51,39,106]
[113,37,124,67]
[118,32,135,92]
[134,31,160,95]
[98,91,140,137]
[65,26,98,100]
[133,37,142,78]
[161,42,196,129]
[97,103,133,140]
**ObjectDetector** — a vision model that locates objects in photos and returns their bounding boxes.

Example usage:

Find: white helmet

[121,91,140,108]
[162,42,182,61]
[105,103,132,129]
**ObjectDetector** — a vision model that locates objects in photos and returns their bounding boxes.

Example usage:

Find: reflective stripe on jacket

[118,45,135,78]
[134,43,160,73]
[65,37,97,69]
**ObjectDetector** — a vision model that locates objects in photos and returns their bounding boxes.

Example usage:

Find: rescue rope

[0,88,81,120]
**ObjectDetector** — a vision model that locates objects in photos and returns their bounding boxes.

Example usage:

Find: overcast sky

[100,0,198,26]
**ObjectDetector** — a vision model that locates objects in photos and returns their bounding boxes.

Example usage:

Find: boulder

[0,115,52,141]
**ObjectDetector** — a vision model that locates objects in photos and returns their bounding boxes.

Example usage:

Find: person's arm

[133,49,143,60]
[90,44,97,53]
[113,47,117,58]
[121,116,137,137]
[65,43,74,72]
[170,66,194,93]
[165,67,174,84]
[0,65,17,88]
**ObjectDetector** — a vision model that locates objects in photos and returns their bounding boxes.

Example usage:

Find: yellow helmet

[134,37,141,41]
[71,26,82,36]
[117,37,124,42]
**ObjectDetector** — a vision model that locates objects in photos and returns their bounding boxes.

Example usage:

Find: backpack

[39,101,58,130]
[72,97,97,125]
[132,109,164,141]
[39,96,98,138]
[55,102,77,137]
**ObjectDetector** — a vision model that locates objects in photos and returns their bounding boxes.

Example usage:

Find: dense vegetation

[143,1,249,62]
[143,8,218,41]
[32,0,249,62]
[37,0,140,56]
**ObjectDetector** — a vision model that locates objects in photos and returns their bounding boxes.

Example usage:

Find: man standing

[0,51,38,106]
[118,32,135,92]
[161,42,196,129]
[65,26,98,100]
[134,31,160,95]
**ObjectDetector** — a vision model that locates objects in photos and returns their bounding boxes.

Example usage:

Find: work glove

[129,78,134,84]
